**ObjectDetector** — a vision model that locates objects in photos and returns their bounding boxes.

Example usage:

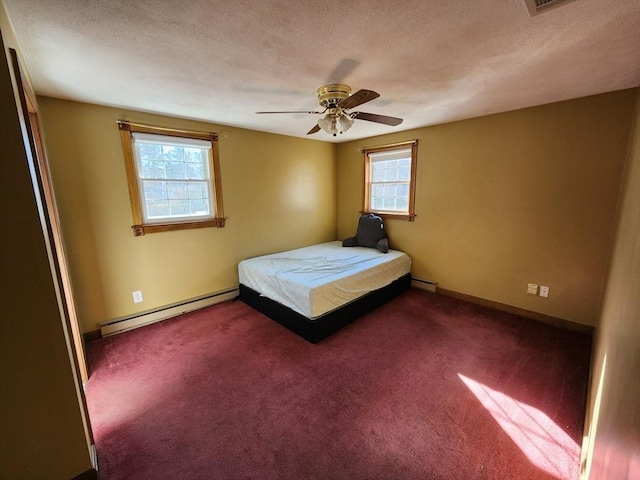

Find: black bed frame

[238,273,411,343]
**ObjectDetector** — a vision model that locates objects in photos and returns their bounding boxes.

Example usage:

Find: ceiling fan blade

[307,124,321,135]
[338,89,380,110]
[256,110,323,114]
[352,111,403,126]
[326,59,360,84]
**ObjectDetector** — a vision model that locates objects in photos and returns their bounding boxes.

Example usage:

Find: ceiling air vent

[524,0,577,16]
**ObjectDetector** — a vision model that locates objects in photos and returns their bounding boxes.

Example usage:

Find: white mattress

[238,241,411,319]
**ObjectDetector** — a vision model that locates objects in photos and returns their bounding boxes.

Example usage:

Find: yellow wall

[583,88,640,479]
[337,90,637,326]
[0,6,93,478]
[37,97,336,333]
[37,90,637,332]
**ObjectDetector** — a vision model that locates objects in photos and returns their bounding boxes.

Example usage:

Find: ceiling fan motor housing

[317,84,352,108]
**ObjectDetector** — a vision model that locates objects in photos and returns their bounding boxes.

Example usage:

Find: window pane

[188,182,208,199]
[141,161,165,179]
[139,144,162,161]
[384,168,398,181]
[166,161,186,179]
[372,167,385,182]
[167,182,189,199]
[162,145,183,162]
[186,162,205,179]
[169,199,190,216]
[146,199,169,218]
[369,180,410,213]
[383,184,396,197]
[140,159,152,178]
[190,199,209,215]
[399,158,410,167]
[184,148,204,163]
[143,181,167,199]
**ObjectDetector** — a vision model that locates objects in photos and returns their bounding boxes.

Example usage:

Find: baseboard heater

[411,277,438,293]
[100,287,239,337]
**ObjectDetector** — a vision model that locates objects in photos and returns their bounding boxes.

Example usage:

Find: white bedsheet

[238,241,411,318]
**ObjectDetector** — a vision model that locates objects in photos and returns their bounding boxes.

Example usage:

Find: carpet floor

[86,289,592,479]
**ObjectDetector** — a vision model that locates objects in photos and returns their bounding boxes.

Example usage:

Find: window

[118,121,225,236]
[363,141,417,221]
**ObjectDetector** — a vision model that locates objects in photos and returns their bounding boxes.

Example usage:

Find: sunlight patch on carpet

[458,374,580,479]
[87,374,168,439]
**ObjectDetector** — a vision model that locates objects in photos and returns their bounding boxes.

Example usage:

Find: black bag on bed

[342,214,388,253]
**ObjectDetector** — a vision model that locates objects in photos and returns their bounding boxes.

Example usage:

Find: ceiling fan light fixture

[317,115,338,136]
[337,113,353,133]
[318,111,353,136]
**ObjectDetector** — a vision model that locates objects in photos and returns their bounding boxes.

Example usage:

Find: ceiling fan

[256,84,403,136]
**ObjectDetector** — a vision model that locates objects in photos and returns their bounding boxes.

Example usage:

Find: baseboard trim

[436,287,594,334]
[411,277,438,293]
[71,468,98,480]
[100,287,239,337]
[83,329,102,343]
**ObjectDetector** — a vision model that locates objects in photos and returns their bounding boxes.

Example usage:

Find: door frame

[9,47,95,453]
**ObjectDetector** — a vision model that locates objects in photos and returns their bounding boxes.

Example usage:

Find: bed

[238,241,412,343]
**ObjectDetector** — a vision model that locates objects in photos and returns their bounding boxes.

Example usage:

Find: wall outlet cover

[132,290,144,303]
[539,286,549,298]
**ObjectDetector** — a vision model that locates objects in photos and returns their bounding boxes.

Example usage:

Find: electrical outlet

[527,283,538,295]
[539,286,549,298]
[132,290,144,303]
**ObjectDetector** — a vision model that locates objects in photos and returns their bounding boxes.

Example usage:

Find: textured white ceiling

[4,0,640,142]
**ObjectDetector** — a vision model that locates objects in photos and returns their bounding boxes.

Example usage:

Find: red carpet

[86,289,591,479]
